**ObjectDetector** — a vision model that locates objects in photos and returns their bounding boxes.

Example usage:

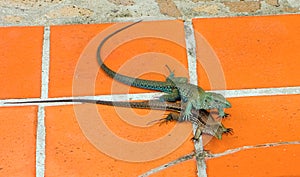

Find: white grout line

[184,21,198,86]
[36,107,46,177]
[184,20,207,177]
[208,140,300,159]
[216,86,300,98]
[36,26,50,177]
[41,26,50,100]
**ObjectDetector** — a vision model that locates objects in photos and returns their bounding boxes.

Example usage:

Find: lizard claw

[224,128,234,135]
[147,118,168,126]
[146,118,164,126]
[146,114,174,126]
[181,112,192,122]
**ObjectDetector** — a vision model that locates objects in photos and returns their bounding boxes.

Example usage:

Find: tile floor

[0,14,299,177]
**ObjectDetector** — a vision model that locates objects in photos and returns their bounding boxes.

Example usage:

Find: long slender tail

[96,20,174,93]
[3,99,97,104]
[94,100,182,112]
[4,99,180,111]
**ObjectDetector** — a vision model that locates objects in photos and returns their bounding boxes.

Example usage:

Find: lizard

[95,20,231,120]
[4,99,232,140]
[87,99,233,140]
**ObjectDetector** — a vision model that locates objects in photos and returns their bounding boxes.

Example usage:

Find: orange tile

[0,106,37,176]
[205,95,300,151]
[0,26,43,99]
[204,95,300,176]
[49,20,188,97]
[152,159,197,177]
[193,15,300,90]
[206,145,300,177]
[49,23,111,97]
[44,104,197,176]
[2,16,299,177]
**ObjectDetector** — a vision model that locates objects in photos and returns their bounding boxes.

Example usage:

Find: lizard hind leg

[165,64,175,81]
[165,65,188,84]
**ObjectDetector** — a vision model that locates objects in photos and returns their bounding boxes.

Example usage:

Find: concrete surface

[0,0,299,26]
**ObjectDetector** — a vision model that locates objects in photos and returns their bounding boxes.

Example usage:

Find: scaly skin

[160,110,233,140]
[4,99,232,140]
[96,20,231,119]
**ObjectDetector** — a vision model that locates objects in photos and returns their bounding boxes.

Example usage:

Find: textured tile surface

[0,15,299,176]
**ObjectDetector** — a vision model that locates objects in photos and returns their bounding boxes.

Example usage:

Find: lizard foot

[180,112,192,122]
[146,118,168,126]
[223,128,234,135]
[146,113,175,126]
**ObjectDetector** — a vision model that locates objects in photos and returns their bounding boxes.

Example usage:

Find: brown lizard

[4,99,232,140]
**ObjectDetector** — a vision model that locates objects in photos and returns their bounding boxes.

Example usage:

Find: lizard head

[201,92,231,109]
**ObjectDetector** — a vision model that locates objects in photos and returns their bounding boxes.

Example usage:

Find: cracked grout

[138,152,195,177]
[208,140,300,159]
[139,140,300,176]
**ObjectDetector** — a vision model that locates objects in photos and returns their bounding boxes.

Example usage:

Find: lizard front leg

[180,101,193,121]
[217,108,230,118]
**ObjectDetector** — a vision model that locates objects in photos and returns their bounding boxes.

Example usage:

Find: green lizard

[96,20,231,120]
[4,99,232,140]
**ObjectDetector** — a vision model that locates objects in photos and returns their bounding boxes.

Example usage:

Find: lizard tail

[96,20,174,93]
